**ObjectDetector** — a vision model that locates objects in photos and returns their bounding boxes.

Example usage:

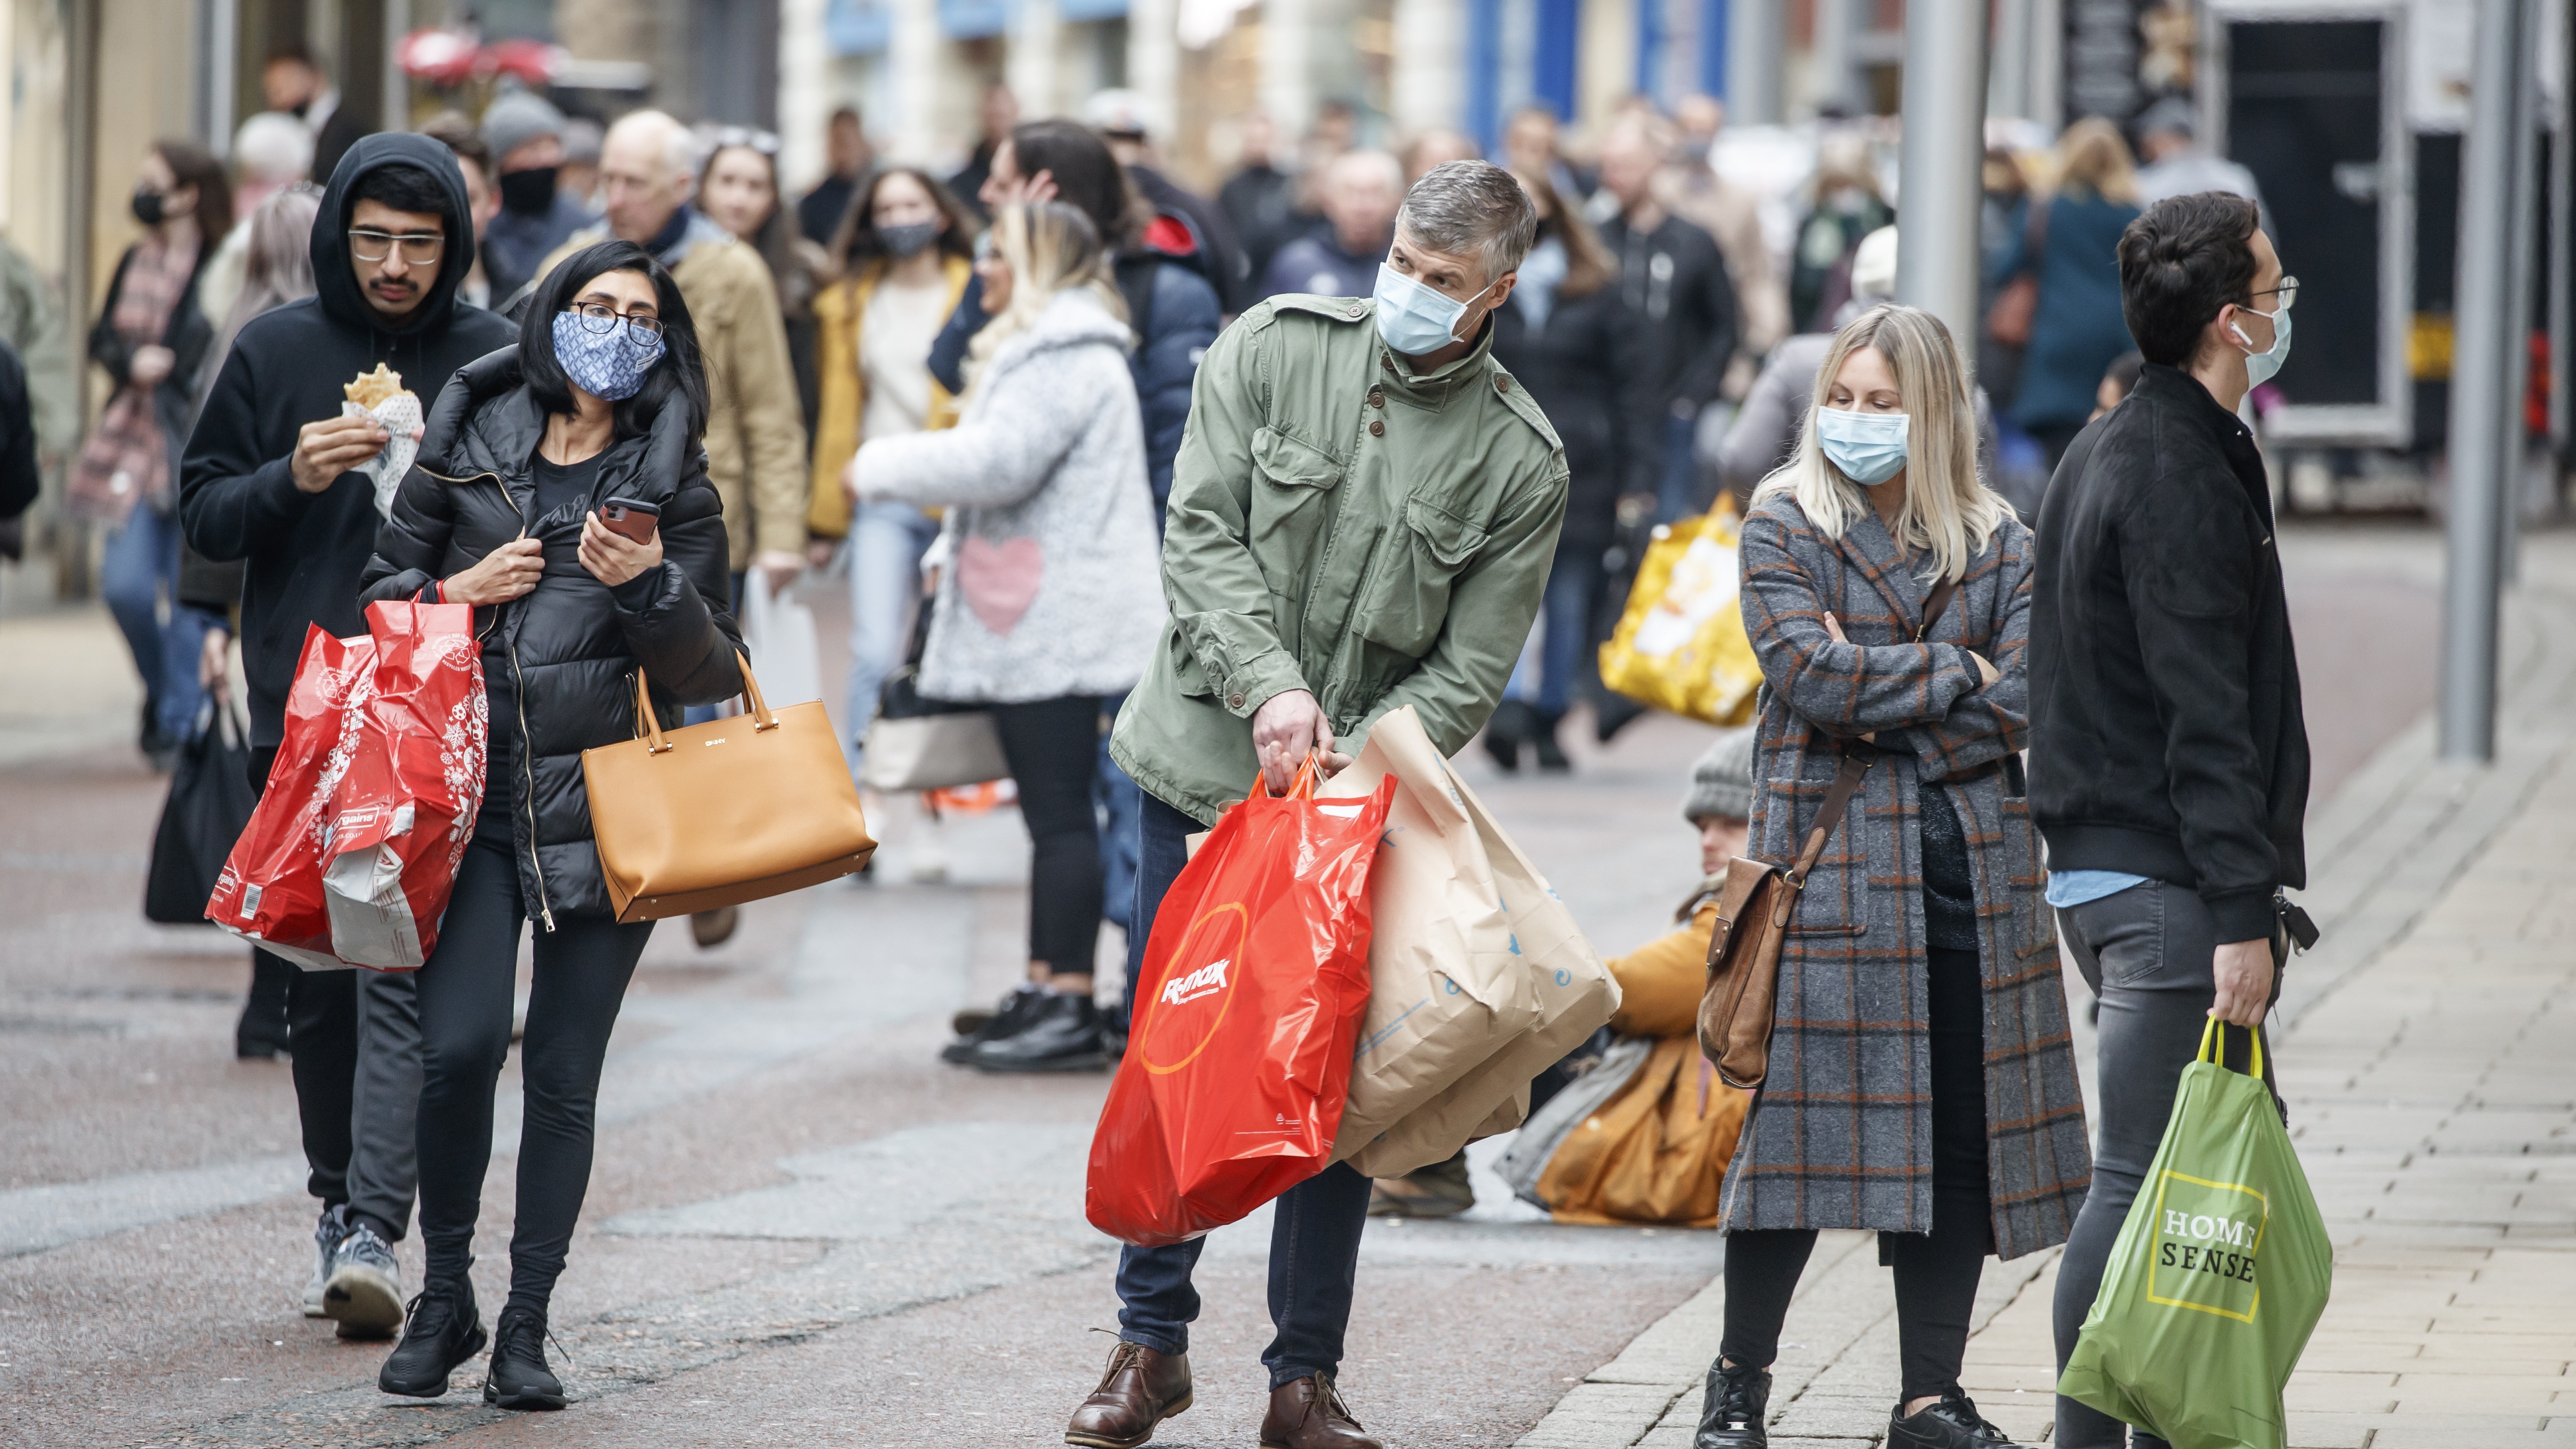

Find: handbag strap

[1785,574,1962,888]
[628,650,776,754]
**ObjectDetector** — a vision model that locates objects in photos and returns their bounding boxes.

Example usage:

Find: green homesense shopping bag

[2058,1021,2333,1449]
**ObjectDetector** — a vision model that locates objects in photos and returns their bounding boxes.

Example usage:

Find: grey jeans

[2051,880,2281,1449]
[348,966,422,1239]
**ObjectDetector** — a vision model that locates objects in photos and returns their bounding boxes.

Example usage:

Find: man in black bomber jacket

[2028,191,2312,1449]
[180,132,517,1341]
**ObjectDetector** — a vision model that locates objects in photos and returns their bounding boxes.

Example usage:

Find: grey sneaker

[324,1219,405,1339]
[304,1206,350,1317]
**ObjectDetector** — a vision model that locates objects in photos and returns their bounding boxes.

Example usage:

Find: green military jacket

[1110,294,1571,825]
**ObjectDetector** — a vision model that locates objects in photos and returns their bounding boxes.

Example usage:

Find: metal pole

[2438,0,2530,762]
[1894,0,1988,368]
[2548,0,2573,472]
[1727,0,1783,126]
[2499,0,2543,582]
[1989,0,2035,121]
[1812,0,1857,115]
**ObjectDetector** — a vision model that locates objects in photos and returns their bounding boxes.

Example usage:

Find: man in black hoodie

[2029,191,2310,1449]
[182,133,516,1341]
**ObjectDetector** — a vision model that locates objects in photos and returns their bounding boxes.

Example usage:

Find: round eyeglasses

[568,303,665,343]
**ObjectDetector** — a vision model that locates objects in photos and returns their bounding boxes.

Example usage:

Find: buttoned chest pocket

[1357,495,1489,658]
[1249,426,1342,555]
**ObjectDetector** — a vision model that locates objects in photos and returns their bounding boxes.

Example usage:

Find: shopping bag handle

[2196,1017,2265,1080]
[1245,754,1320,802]
[630,651,777,754]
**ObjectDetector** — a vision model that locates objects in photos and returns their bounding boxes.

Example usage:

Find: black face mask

[131,188,167,226]
[498,166,559,217]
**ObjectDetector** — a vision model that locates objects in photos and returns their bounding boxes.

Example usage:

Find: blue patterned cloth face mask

[1373,263,1495,356]
[551,309,667,401]
[1816,406,1910,485]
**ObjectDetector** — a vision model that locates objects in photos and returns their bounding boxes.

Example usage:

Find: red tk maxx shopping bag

[318,602,486,971]
[208,623,380,971]
[1087,766,1397,1246]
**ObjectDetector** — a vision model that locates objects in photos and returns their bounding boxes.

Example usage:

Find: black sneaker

[1532,709,1572,772]
[968,991,1106,1072]
[484,1306,566,1410]
[1694,1360,1770,1448]
[1887,1391,2023,1448]
[378,1279,487,1399]
[941,983,1045,1065]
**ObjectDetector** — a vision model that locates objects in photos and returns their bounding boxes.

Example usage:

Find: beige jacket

[1662,165,1786,396]
[543,213,810,569]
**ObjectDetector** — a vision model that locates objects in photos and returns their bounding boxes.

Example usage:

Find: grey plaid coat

[1718,491,2090,1261]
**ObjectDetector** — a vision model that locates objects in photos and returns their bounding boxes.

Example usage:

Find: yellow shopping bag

[1597,503,1764,725]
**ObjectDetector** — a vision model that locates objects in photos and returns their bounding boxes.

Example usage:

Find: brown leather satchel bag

[1697,578,1955,1089]
[581,654,876,923]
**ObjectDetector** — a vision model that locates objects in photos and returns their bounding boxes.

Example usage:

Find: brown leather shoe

[1260,1372,1383,1449]
[1064,1339,1192,1449]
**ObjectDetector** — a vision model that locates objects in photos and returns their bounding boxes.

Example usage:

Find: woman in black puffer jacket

[358,240,742,1409]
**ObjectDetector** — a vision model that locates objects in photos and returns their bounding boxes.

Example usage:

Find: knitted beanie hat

[1683,726,1757,824]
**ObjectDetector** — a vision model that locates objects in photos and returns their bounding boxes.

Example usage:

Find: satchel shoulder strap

[1788,573,1959,885]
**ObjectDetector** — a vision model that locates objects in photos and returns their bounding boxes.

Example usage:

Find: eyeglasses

[567,302,665,342]
[349,229,444,264]
[2249,276,2299,312]
[704,125,782,158]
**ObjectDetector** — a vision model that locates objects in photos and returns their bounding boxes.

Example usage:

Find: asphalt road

[0,519,2445,1448]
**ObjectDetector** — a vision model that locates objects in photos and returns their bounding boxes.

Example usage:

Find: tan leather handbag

[1698,578,1955,1089]
[581,654,875,923]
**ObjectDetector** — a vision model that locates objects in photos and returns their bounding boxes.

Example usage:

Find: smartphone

[597,497,661,544]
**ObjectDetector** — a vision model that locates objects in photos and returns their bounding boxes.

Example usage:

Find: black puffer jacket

[360,349,743,927]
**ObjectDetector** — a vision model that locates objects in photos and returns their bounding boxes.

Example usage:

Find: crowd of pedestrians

[39,50,2315,1446]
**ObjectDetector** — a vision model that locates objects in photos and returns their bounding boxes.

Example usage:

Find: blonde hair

[2056,117,2140,206]
[962,200,1127,403]
[1751,304,2009,584]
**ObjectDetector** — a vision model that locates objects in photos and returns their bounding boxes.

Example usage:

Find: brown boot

[1260,1372,1383,1449]
[1064,1339,1192,1449]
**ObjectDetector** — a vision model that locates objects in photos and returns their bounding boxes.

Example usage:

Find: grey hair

[608,109,703,182]
[1396,160,1540,284]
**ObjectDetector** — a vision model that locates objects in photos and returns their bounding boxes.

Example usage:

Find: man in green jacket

[1064,162,1566,1449]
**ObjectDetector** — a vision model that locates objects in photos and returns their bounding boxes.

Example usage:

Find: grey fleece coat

[1720,488,2091,1261]
[852,287,1166,703]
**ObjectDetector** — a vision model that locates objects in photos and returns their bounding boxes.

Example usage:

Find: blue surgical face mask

[2231,303,2291,387]
[1373,262,1496,357]
[551,309,667,402]
[1816,406,1910,486]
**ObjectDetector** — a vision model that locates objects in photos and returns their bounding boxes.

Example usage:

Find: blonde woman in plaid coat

[1694,305,2090,1449]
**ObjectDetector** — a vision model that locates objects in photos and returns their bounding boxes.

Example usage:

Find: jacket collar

[1374,308,1499,412]
[1833,502,1932,632]
[2133,362,2273,526]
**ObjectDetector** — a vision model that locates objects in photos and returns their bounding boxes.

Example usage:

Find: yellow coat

[806,255,973,539]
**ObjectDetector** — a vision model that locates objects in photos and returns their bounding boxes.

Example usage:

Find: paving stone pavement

[1515,533,2576,1449]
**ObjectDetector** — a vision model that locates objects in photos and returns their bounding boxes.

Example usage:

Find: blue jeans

[1113,789,1375,1386]
[1501,552,1603,715]
[1095,693,1140,928]
[102,504,208,741]
[841,501,942,757]
[1656,410,1701,524]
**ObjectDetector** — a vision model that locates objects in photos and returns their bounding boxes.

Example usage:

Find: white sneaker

[303,1206,349,1318]
[323,1218,405,1339]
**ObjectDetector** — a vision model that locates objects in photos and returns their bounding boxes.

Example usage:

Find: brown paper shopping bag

[1345,761,1620,1177]
[1316,707,1537,1158]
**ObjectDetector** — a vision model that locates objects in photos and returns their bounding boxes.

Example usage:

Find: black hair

[151,137,234,241]
[2117,192,2263,368]
[830,165,978,275]
[521,240,709,448]
[2104,350,2146,403]
[349,163,452,227]
[1008,118,1146,250]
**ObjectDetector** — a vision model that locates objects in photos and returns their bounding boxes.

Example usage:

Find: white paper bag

[744,572,824,709]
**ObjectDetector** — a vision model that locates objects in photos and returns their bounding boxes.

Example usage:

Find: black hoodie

[179,133,518,748]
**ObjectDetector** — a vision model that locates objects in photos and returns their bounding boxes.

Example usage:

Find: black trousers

[415,832,652,1317]
[1721,944,1994,1404]
[251,745,419,1238]
[990,695,1105,977]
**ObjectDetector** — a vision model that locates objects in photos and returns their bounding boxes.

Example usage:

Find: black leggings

[1722,945,1994,1404]
[415,833,652,1319]
[991,695,1105,978]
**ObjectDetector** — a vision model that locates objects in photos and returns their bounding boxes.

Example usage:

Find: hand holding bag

[582,652,875,923]
[1697,576,1955,1089]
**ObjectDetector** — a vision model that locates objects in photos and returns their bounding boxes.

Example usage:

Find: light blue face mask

[1373,263,1496,357]
[1816,407,1910,485]
[551,309,667,402]
[2231,303,2291,387]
